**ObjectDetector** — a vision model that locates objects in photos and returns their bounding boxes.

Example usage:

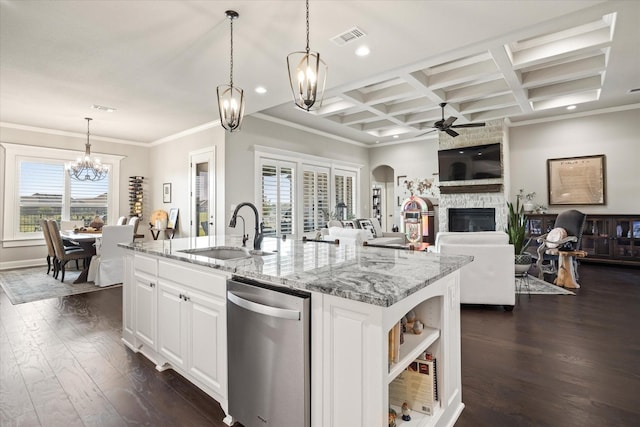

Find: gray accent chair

[535,209,587,280]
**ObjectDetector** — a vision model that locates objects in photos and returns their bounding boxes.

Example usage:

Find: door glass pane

[195,162,209,236]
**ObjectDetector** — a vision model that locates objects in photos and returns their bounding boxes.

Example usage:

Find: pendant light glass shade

[217,10,245,132]
[287,0,327,111]
[67,117,108,181]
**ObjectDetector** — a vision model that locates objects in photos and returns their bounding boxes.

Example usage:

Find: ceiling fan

[419,102,486,137]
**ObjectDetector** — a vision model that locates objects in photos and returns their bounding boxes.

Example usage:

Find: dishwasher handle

[227,291,301,320]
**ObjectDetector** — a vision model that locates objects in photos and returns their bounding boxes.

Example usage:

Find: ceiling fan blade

[445,128,459,137]
[442,116,457,127]
[451,122,486,128]
[416,129,438,137]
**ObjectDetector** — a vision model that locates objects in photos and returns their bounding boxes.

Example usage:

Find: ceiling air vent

[331,26,367,46]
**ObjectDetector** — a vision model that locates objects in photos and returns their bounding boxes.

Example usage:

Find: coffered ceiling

[1,1,638,146]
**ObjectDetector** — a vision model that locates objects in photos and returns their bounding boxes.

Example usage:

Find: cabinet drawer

[158,260,227,297]
[135,254,158,275]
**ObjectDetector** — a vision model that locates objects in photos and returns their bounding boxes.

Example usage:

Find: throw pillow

[358,219,377,238]
[546,227,567,248]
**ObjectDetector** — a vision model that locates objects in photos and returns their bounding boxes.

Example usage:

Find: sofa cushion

[325,227,369,243]
[435,231,508,250]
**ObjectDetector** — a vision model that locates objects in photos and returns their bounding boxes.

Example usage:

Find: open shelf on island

[388,326,439,383]
[390,403,442,427]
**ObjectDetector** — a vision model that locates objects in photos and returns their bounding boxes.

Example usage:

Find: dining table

[60,230,102,284]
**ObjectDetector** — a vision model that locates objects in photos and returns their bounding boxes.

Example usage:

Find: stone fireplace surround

[437,120,508,233]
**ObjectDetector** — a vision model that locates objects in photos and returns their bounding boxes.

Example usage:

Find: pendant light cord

[305,0,310,54]
[229,16,234,87]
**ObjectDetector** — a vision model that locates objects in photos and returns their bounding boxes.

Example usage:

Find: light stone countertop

[120,236,473,307]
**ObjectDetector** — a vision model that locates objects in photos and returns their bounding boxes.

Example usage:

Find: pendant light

[286,0,327,111]
[217,10,245,132]
[67,118,108,181]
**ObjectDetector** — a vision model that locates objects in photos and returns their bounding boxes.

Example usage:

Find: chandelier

[67,117,108,181]
[286,0,327,111]
[217,10,245,132]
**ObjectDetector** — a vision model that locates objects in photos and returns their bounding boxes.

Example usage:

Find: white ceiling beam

[521,53,606,87]
[528,75,602,100]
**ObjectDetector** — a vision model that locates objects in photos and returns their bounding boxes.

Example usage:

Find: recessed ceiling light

[355,45,370,57]
[566,105,577,110]
[393,135,399,139]
[255,86,267,94]
[91,104,116,112]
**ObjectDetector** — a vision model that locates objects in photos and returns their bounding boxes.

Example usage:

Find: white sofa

[321,218,406,246]
[435,231,515,310]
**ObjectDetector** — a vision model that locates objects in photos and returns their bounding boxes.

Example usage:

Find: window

[256,147,361,237]
[2,143,122,244]
[335,169,356,220]
[302,167,329,233]
[260,159,295,236]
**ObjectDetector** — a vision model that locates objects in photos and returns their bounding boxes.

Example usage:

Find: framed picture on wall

[163,183,171,203]
[547,154,606,205]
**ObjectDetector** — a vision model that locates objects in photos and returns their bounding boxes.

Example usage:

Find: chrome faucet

[229,202,264,251]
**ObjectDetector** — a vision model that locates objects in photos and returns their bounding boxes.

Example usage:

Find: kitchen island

[120,236,472,427]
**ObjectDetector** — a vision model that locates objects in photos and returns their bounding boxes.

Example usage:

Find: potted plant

[506,194,533,274]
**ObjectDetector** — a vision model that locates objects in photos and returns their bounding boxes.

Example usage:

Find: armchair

[535,209,587,280]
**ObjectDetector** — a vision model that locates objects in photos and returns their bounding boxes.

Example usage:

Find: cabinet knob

[149,282,155,288]
[179,293,184,299]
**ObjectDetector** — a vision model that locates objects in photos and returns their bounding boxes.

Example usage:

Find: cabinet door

[122,254,135,346]
[186,288,227,396]
[134,272,157,350]
[582,218,612,258]
[157,280,188,369]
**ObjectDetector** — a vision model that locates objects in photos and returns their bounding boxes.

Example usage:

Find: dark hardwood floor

[1,263,638,426]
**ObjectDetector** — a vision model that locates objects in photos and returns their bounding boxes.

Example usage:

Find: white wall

[370,107,640,227]
[224,116,370,235]
[509,108,640,214]
[148,126,226,237]
[0,124,149,268]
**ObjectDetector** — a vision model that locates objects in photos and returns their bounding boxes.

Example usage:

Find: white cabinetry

[133,255,158,351]
[123,253,231,424]
[316,271,462,427]
[156,260,227,398]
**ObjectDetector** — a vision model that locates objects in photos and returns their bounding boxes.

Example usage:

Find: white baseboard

[0,259,45,271]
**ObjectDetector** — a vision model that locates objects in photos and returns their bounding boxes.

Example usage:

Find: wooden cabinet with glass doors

[526,213,640,266]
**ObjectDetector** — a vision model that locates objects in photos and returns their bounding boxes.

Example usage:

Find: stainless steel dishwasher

[227,277,310,427]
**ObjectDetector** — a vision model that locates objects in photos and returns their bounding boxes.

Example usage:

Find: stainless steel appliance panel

[227,278,310,427]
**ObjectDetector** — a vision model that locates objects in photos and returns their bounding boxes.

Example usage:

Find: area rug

[0,266,121,305]
[516,274,575,295]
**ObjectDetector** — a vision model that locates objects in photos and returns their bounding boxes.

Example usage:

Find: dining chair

[40,219,56,275]
[116,216,127,225]
[47,220,92,282]
[87,225,134,286]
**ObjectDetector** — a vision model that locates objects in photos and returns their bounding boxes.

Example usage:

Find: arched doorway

[371,165,395,231]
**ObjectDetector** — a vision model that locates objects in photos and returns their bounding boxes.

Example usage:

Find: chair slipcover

[116,216,128,225]
[88,225,134,287]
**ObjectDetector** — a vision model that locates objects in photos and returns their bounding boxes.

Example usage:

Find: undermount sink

[178,246,251,261]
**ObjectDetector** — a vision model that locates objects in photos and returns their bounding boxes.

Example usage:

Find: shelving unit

[372,186,382,224]
[129,176,144,218]
[387,297,443,426]
[526,213,640,266]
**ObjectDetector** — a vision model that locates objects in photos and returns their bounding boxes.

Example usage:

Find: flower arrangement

[516,188,536,202]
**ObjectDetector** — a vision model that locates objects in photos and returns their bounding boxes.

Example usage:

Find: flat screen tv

[437,143,502,182]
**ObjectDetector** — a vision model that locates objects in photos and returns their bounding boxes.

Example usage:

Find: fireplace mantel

[439,184,503,194]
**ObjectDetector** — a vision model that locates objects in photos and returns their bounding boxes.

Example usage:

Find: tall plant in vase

[506,195,533,274]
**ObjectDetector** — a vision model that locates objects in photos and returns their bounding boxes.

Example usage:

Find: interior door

[190,149,215,237]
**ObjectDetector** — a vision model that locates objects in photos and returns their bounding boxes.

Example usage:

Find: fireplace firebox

[448,208,496,232]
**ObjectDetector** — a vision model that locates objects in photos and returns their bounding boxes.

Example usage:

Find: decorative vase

[515,253,533,275]
[523,202,535,213]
